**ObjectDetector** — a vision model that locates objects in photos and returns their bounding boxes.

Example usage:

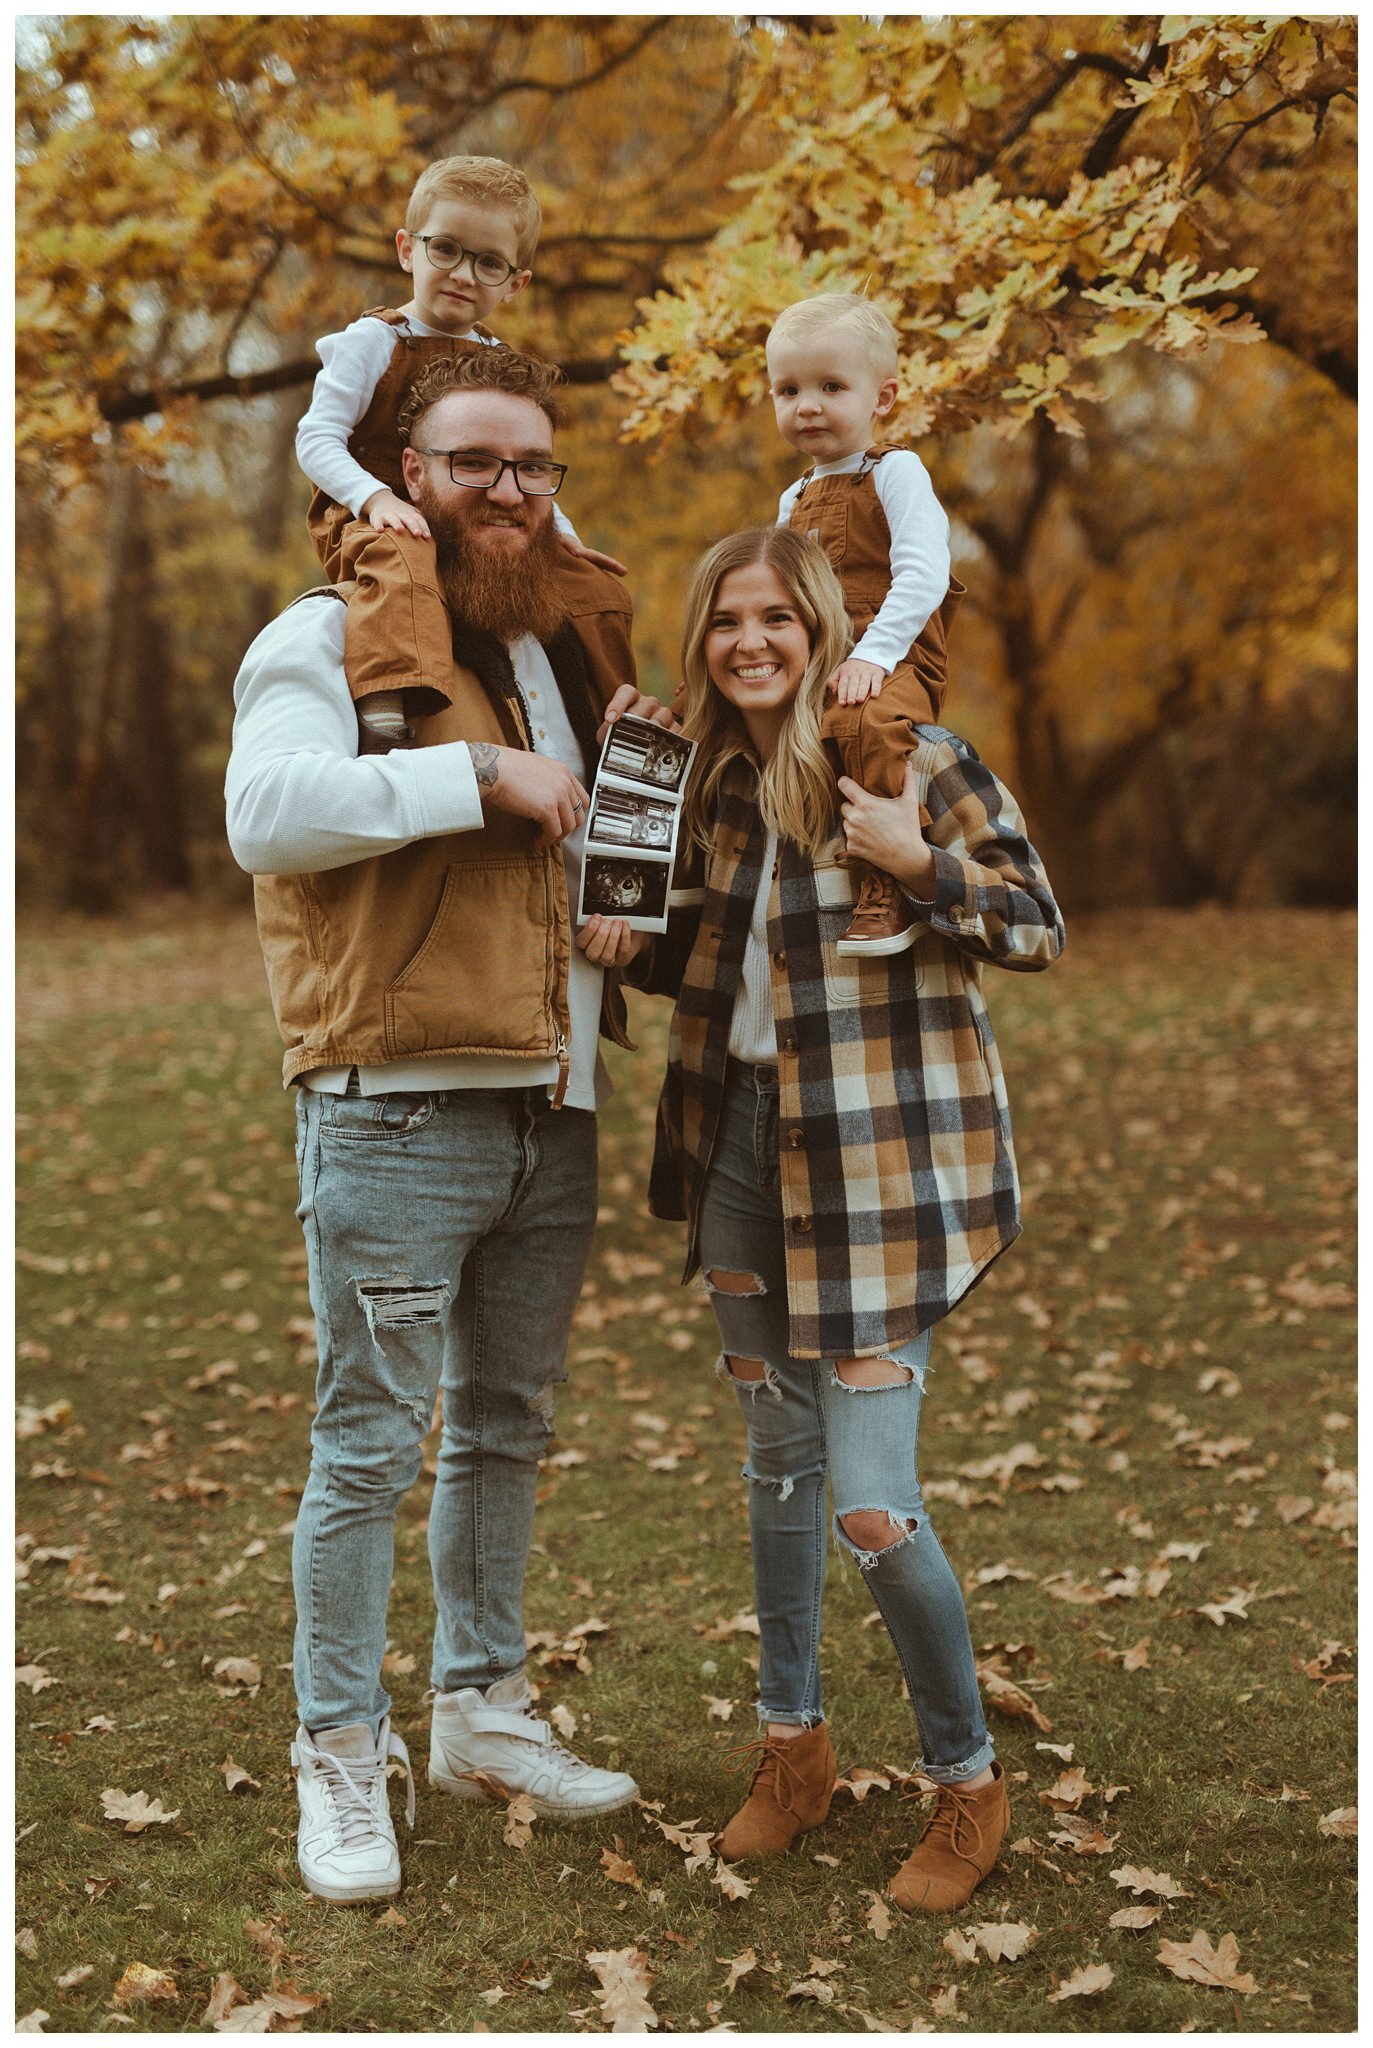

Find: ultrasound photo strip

[600,715,694,794]
[587,787,676,849]
[578,850,672,928]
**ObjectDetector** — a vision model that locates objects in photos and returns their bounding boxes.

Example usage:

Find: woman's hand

[596,683,680,744]
[576,915,650,967]
[837,760,937,898]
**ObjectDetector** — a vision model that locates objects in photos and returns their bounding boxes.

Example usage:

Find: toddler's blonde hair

[766,294,900,384]
[405,155,541,267]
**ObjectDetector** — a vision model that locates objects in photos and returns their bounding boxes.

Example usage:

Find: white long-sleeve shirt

[777,448,951,675]
[296,313,578,543]
[225,594,608,1109]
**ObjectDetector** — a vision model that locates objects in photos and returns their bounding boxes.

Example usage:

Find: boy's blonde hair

[679,528,853,860]
[405,155,542,267]
[766,294,900,383]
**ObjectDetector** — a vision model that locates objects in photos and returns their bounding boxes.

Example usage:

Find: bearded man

[226,347,670,1904]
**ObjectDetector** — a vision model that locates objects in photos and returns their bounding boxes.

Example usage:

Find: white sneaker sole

[299,1864,400,1904]
[836,926,918,958]
[429,1762,638,1817]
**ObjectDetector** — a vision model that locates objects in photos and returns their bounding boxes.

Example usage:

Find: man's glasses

[413,235,520,287]
[412,451,568,496]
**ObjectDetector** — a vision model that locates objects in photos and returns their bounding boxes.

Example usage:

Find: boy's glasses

[412,451,568,496]
[414,235,519,287]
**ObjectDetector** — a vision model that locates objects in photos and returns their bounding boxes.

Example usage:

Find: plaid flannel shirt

[646,727,1065,1358]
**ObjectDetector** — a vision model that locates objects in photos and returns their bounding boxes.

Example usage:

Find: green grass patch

[16,907,1355,2031]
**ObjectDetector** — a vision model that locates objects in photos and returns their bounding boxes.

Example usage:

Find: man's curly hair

[397,347,565,445]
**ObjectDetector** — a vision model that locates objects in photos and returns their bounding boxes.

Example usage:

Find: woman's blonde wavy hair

[679,528,853,859]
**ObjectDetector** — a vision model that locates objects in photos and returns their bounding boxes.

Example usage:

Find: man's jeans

[697,1060,994,1785]
[292,1082,597,1733]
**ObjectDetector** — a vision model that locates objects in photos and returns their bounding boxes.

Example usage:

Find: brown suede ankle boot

[719,1724,837,1861]
[889,1763,1010,1913]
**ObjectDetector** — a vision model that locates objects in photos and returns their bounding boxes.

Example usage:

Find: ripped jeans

[697,1060,994,1785]
[291,1080,597,1733]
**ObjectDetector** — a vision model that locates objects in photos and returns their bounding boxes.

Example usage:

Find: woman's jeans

[697,1061,994,1785]
[291,1081,597,1734]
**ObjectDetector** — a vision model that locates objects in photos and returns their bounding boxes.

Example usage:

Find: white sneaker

[429,1681,638,1818]
[292,1717,415,1903]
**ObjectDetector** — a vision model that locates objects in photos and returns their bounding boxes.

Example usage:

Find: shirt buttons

[787,1129,805,1149]
[793,1214,813,1234]
[949,903,964,921]
[781,1036,797,1056]
[772,950,786,969]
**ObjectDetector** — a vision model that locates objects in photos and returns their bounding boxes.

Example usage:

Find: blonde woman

[632,528,1063,1914]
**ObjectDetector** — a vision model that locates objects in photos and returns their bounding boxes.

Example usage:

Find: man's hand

[575,915,650,967]
[828,657,887,707]
[363,488,432,540]
[558,534,628,577]
[837,760,936,897]
[596,683,680,746]
[468,742,590,851]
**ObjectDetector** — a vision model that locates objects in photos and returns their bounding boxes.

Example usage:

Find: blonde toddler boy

[767,294,964,954]
[297,155,629,750]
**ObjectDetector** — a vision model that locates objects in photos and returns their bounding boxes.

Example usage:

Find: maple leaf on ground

[718,1947,757,1994]
[833,1766,894,1802]
[1049,1962,1114,2001]
[219,1756,261,1794]
[113,1962,178,2005]
[214,1986,326,2033]
[1317,1805,1356,1839]
[600,1839,642,1888]
[864,1891,893,1940]
[502,1793,537,1851]
[1157,1929,1258,1993]
[943,1929,977,1966]
[100,1789,181,1833]
[200,1973,246,2026]
[712,1857,753,1901]
[978,1665,1053,1732]
[971,1922,1037,1962]
[1038,1767,1093,1811]
[243,1918,287,1963]
[1196,1588,1257,1626]
[585,1946,659,2031]
[1111,1863,1192,1899]
[1110,1903,1163,1928]
[695,1610,761,1641]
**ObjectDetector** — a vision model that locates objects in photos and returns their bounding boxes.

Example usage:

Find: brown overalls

[785,445,964,801]
[306,309,635,721]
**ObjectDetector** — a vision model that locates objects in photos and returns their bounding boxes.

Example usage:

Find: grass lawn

[15,904,1355,2033]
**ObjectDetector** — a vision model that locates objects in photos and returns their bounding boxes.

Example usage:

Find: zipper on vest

[551,1029,570,1109]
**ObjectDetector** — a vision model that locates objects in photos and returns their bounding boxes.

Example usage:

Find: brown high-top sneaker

[889,1763,1010,1913]
[836,866,917,957]
[719,1724,837,1861]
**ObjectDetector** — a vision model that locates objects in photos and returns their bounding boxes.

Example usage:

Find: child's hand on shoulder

[558,534,628,578]
[364,489,432,540]
[828,658,887,707]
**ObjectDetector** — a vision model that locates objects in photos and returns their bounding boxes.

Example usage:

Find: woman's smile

[705,561,813,757]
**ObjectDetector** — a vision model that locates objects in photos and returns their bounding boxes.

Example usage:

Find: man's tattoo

[469,742,500,792]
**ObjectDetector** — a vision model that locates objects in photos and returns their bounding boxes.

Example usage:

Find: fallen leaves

[1317,1805,1356,1839]
[15,1662,56,1692]
[945,1922,1038,1964]
[1194,1587,1256,1627]
[1111,1864,1192,1899]
[600,1839,642,1889]
[212,1985,326,2032]
[112,1961,178,2006]
[1156,1928,1258,1994]
[1049,1961,1114,2000]
[864,1891,893,1941]
[719,1947,757,1995]
[100,1788,181,1833]
[977,1664,1053,1732]
[585,1945,659,2031]
[1109,1903,1163,1929]
[219,1755,261,1795]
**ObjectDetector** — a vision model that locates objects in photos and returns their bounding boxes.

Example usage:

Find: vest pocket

[796,498,848,567]
[384,857,557,1057]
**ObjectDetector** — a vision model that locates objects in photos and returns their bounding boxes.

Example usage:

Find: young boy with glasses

[297,155,630,752]
[767,294,964,955]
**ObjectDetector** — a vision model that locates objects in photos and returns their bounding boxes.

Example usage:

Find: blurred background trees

[16,13,1355,912]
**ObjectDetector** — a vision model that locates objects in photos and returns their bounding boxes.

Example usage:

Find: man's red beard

[411,481,569,645]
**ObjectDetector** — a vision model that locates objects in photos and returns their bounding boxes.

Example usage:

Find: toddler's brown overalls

[307,309,635,721]
[785,444,963,801]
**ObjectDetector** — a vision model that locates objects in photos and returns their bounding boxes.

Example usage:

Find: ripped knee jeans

[291,1077,597,1734]
[696,1060,993,1785]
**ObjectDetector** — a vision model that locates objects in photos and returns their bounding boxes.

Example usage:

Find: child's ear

[501,267,533,305]
[873,375,900,419]
[395,228,414,272]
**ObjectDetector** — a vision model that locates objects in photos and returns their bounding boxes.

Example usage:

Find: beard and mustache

[410,478,570,645]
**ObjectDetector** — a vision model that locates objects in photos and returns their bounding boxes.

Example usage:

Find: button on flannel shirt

[647,729,1065,1359]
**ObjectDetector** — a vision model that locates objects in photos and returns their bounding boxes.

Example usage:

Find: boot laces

[723,1736,805,1814]
[855,868,898,916]
[920,1780,990,1868]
